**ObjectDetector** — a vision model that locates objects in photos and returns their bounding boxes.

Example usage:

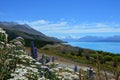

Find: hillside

[0,22,63,47]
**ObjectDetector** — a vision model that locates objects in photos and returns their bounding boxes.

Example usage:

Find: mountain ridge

[0,21,63,47]
[62,35,120,42]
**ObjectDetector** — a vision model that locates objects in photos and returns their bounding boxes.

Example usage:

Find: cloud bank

[19,20,120,38]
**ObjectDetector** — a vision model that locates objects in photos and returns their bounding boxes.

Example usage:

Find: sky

[0,0,120,39]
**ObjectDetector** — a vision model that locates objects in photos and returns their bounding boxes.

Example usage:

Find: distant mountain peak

[0,21,18,27]
[62,35,120,42]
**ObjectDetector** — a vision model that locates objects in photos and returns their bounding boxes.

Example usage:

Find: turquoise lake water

[67,42,120,54]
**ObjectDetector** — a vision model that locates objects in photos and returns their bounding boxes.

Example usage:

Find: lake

[66,42,120,54]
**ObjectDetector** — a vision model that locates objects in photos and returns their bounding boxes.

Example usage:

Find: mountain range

[0,22,63,47]
[62,35,120,42]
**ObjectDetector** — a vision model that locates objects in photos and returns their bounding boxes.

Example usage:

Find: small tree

[77,48,83,56]
[71,51,76,56]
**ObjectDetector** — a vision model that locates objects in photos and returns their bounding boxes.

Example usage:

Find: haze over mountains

[62,35,120,42]
[0,22,63,47]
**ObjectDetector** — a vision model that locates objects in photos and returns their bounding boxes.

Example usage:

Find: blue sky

[0,0,120,38]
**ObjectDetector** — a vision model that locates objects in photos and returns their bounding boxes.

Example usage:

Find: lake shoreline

[64,42,120,54]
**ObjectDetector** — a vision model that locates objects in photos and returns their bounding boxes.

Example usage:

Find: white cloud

[24,20,69,31]
[29,20,49,25]
[19,20,120,37]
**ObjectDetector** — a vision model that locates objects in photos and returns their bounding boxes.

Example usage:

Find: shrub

[0,28,25,79]
[112,56,120,62]
[91,54,97,59]
[71,51,76,56]
[104,55,112,61]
